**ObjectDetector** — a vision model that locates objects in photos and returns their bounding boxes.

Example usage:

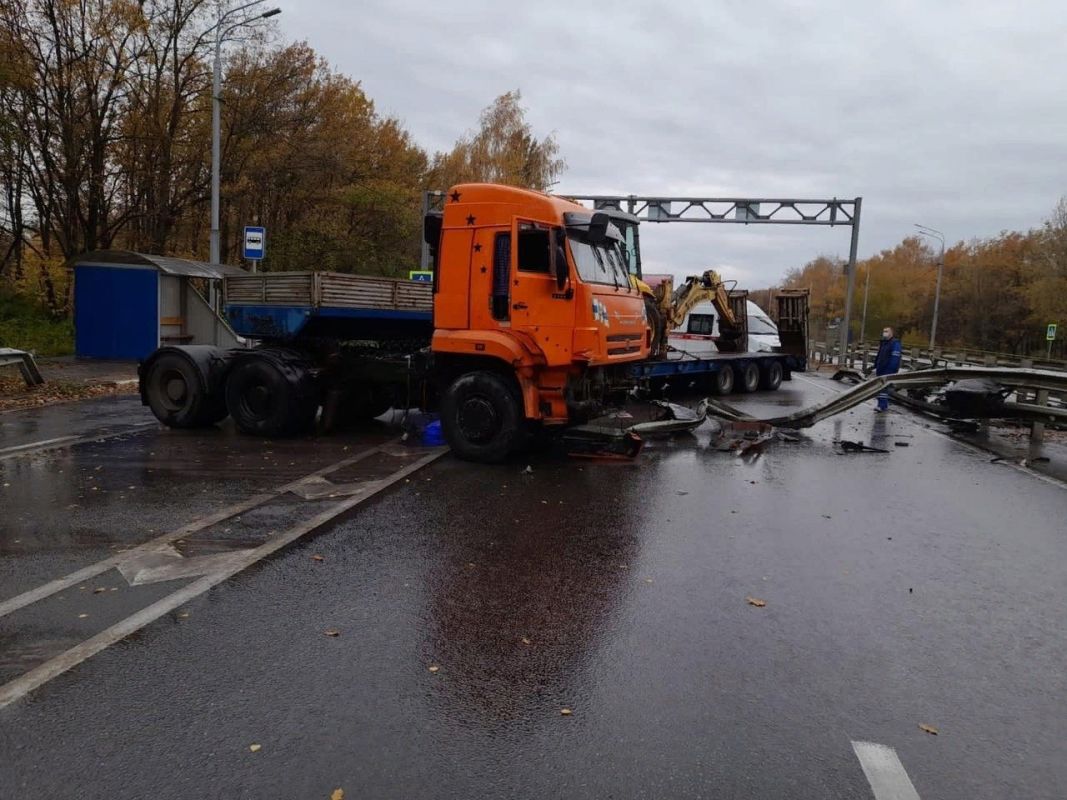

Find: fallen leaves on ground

[249,743,262,752]
[323,629,340,637]
[560,708,573,716]
[918,723,938,735]
[311,554,325,562]
[521,637,531,645]
[428,665,439,673]
[330,790,344,800]
[746,597,767,608]
[0,374,136,412]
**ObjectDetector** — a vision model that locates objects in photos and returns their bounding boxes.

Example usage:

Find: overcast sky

[276,0,1066,288]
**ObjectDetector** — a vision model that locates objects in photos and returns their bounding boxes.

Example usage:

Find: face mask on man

[882,329,892,340]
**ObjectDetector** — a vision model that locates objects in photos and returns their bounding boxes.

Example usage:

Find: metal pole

[419,190,432,271]
[838,197,862,366]
[930,239,944,349]
[915,225,945,350]
[207,2,279,267]
[210,24,222,265]
[860,261,871,345]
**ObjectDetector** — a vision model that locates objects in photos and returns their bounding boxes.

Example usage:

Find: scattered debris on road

[323,629,340,637]
[918,723,939,735]
[836,440,890,454]
[746,597,767,608]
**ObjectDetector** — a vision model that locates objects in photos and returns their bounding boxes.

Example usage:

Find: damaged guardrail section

[704,366,1067,428]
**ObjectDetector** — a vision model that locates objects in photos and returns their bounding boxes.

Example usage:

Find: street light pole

[915,224,945,350]
[209,2,281,265]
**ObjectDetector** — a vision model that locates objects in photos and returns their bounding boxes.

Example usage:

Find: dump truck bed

[223,271,433,340]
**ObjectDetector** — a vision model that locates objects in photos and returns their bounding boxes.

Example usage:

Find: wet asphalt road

[1,377,1066,799]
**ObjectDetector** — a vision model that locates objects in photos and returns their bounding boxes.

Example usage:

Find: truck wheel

[225,357,318,437]
[737,362,761,393]
[144,352,226,428]
[441,371,522,463]
[711,366,735,396]
[760,361,783,391]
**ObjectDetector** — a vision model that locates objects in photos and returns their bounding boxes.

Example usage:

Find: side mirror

[553,234,568,290]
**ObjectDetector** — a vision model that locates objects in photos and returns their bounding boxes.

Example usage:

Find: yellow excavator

[637,270,745,358]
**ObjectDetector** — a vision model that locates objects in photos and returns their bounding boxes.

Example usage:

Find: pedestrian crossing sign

[1048,324,1057,341]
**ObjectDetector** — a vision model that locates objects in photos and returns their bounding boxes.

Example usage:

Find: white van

[669,299,781,357]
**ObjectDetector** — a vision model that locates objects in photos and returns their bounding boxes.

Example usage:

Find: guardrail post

[1031,388,1049,443]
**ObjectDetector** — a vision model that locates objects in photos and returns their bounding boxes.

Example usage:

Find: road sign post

[243,226,266,272]
[1047,323,1057,359]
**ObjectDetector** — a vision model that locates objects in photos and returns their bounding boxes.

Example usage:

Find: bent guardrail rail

[705,367,1067,429]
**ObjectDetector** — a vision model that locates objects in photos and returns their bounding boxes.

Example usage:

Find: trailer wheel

[144,352,226,428]
[225,356,318,437]
[760,361,783,391]
[711,366,735,396]
[737,362,761,393]
[441,371,522,463]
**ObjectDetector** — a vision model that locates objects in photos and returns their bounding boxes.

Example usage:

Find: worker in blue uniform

[873,326,902,411]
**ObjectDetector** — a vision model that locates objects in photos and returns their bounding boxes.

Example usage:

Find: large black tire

[144,353,226,428]
[711,366,735,396]
[760,361,783,391]
[440,371,522,463]
[225,356,318,437]
[736,362,761,393]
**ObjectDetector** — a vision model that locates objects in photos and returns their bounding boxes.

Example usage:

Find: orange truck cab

[426,183,650,461]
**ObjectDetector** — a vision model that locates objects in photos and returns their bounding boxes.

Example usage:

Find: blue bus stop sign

[243,226,266,261]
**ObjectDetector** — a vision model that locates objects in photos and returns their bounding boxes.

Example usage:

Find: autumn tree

[428,90,565,192]
[216,44,428,275]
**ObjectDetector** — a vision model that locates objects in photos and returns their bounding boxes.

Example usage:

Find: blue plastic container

[421,420,445,447]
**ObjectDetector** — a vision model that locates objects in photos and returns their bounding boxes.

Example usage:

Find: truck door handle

[512,302,528,310]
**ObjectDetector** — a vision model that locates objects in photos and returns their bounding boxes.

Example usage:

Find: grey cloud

[280,0,1066,290]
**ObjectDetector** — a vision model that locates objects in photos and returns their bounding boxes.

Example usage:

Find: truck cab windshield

[567,233,631,288]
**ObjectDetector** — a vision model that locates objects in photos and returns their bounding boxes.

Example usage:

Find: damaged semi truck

[139,183,809,462]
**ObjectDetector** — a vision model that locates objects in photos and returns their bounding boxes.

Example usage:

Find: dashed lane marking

[851,741,922,800]
[0,444,447,709]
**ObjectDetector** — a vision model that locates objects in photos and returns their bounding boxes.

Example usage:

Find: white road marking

[0,445,446,709]
[851,741,922,800]
[0,441,422,619]
[0,422,157,459]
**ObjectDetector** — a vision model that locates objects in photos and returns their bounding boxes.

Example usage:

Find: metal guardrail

[809,341,1067,374]
[0,348,45,387]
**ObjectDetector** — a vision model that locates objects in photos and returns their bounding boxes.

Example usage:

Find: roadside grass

[0,287,74,357]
